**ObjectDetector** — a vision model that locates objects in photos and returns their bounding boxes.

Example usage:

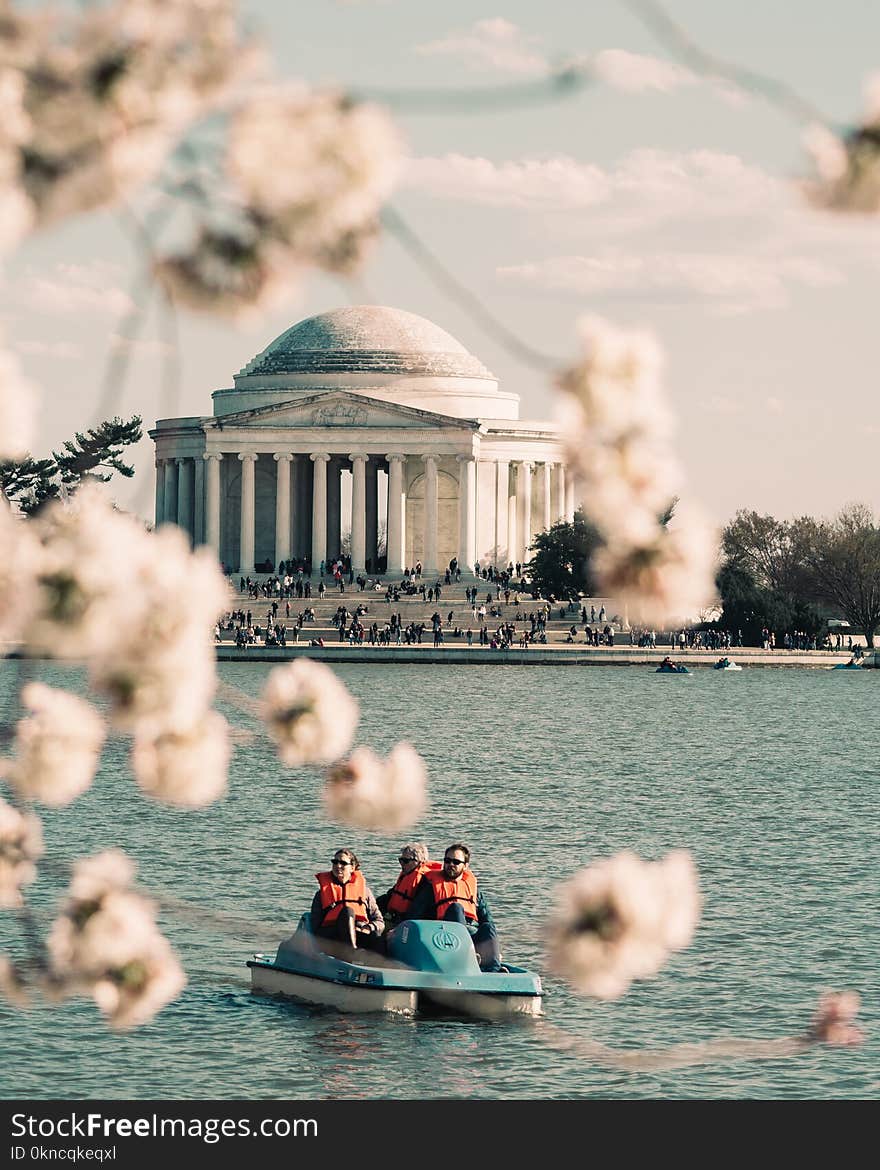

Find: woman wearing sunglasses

[311,849,384,953]
[376,842,440,931]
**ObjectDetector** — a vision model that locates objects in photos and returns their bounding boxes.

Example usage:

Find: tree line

[527,504,880,646]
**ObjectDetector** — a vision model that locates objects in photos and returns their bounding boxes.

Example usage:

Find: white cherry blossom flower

[263,659,359,767]
[544,850,701,1000]
[323,742,428,832]
[130,710,230,807]
[46,849,186,1029]
[157,87,402,318]
[27,486,146,658]
[9,682,106,806]
[227,86,402,267]
[0,799,44,908]
[802,77,880,214]
[596,510,718,626]
[557,315,715,623]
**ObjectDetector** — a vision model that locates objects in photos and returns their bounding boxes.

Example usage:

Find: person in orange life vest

[408,843,504,973]
[376,842,440,930]
[310,849,384,952]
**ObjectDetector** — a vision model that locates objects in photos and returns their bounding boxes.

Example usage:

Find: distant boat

[656,661,689,674]
[831,660,865,671]
[713,658,742,671]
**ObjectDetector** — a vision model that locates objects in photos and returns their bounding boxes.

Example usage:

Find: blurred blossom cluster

[323,742,428,831]
[0,486,232,811]
[262,659,428,831]
[6,682,105,806]
[544,849,701,999]
[0,0,249,245]
[803,75,880,213]
[557,315,717,623]
[0,797,43,908]
[45,850,186,1030]
[155,87,402,318]
[263,658,359,767]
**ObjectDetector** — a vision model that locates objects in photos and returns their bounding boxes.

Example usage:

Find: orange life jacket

[385,861,441,917]
[315,869,368,925]
[424,867,478,922]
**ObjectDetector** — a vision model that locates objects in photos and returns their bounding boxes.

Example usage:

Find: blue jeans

[441,904,502,971]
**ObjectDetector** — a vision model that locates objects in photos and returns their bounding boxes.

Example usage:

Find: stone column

[422,454,438,576]
[238,452,257,575]
[365,459,379,572]
[518,461,533,561]
[349,453,367,574]
[274,452,293,568]
[565,476,576,522]
[204,452,222,556]
[163,458,177,525]
[176,457,193,542]
[326,459,341,561]
[386,455,405,574]
[541,461,552,532]
[457,455,476,570]
[154,460,165,529]
[555,464,566,523]
[193,454,205,545]
[494,459,509,568]
[508,479,518,567]
[310,453,330,569]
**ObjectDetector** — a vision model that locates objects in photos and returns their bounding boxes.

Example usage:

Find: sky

[5,0,880,531]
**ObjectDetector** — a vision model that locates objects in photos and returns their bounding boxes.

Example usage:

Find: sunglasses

[398,856,416,864]
[332,858,353,866]
[444,857,466,866]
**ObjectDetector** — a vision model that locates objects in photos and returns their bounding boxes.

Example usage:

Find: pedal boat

[713,659,742,671]
[656,663,690,673]
[248,915,542,1018]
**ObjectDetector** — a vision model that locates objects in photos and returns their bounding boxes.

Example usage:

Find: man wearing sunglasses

[409,843,505,973]
[311,848,384,953]
[376,842,440,931]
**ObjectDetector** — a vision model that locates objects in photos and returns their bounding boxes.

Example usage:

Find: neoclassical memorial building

[149,306,574,576]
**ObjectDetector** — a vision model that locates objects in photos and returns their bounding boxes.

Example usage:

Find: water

[1,661,877,1100]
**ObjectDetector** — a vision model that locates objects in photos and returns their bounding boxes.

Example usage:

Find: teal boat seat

[387,920,481,974]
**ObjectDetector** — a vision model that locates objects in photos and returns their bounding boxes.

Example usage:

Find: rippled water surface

[1,660,877,1100]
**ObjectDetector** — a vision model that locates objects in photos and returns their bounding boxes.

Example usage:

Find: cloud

[19,262,134,317]
[402,148,786,223]
[497,250,842,313]
[593,49,696,94]
[415,18,547,75]
[403,153,610,209]
[15,339,83,358]
[107,334,172,357]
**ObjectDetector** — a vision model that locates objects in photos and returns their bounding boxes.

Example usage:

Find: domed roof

[237,305,495,380]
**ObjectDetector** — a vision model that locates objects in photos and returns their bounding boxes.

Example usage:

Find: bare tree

[804,505,880,646]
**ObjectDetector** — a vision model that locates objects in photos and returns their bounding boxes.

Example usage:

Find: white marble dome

[220,304,520,421]
[237,305,496,380]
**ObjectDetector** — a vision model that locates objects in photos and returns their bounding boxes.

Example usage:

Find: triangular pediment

[208,390,480,432]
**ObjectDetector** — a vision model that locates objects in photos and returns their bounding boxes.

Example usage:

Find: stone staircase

[219,573,622,647]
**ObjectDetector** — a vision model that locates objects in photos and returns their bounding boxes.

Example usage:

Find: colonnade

[156,452,575,576]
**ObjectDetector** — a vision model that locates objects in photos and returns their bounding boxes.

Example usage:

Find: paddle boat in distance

[713,657,742,671]
[831,658,865,670]
[248,914,543,1019]
[656,657,689,674]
